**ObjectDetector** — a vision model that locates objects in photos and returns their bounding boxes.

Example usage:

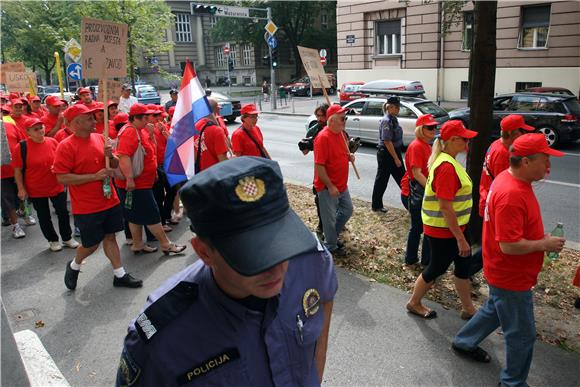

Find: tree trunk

[466,1,497,245]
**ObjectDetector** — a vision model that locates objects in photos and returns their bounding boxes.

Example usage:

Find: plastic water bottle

[547,223,564,261]
[125,191,133,210]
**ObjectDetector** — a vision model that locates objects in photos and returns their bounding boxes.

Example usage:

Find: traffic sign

[320,57,327,66]
[267,35,277,49]
[64,38,82,63]
[346,34,356,44]
[319,49,327,58]
[224,46,230,55]
[67,63,82,80]
[265,20,278,35]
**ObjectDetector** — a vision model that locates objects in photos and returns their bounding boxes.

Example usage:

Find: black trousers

[153,166,178,225]
[313,186,323,233]
[371,147,406,210]
[29,191,72,242]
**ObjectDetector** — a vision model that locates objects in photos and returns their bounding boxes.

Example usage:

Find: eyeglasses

[424,126,436,131]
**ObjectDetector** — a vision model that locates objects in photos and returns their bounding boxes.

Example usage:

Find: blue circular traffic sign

[67,63,82,81]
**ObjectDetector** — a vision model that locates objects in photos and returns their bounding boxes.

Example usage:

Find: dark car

[284,75,336,97]
[449,93,580,147]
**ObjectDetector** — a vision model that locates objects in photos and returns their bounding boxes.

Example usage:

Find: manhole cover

[14,309,36,321]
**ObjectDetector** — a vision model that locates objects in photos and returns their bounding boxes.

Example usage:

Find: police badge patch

[235,176,266,202]
[302,288,321,318]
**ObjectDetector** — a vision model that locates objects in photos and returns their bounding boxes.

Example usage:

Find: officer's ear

[191,236,216,267]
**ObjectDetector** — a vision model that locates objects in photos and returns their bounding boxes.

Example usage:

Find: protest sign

[5,72,37,93]
[297,46,330,89]
[98,79,122,102]
[0,62,26,84]
[81,17,128,79]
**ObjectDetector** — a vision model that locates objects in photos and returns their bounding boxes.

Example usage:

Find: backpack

[113,125,146,180]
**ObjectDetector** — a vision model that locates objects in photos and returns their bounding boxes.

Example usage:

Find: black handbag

[409,179,425,209]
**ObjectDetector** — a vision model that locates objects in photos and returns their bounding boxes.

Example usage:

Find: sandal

[162,243,186,256]
[406,303,437,319]
[132,244,158,255]
[451,343,491,363]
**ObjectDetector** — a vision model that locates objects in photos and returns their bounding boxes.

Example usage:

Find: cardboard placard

[4,72,37,93]
[98,79,122,102]
[81,17,128,79]
[297,46,330,89]
[0,62,26,84]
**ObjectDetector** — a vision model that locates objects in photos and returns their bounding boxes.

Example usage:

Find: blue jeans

[317,188,353,251]
[401,194,430,266]
[453,285,535,387]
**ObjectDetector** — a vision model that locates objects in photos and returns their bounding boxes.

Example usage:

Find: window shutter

[522,5,550,28]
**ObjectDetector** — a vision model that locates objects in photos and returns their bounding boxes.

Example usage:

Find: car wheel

[226,116,237,124]
[537,126,559,147]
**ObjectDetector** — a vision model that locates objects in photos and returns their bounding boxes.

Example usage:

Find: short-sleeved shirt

[216,115,229,137]
[13,138,64,198]
[194,118,228,172]
[115,124,157,189]
[483,170,544,291]
[10,115,28,138]
[154,123,168,167]
[54,127,74,143]
[41,113,64,136]
[116,248,338,387]
[1,120,23,179]
[95,120,118,139]
[118,96,138,114]
[479,139,509,217]
[378,114,403,149]
[52,133,120,215]
[232,126,266,157]
[423,161,464,238]
[401,138,431,197]
[313,127,349,193]
[28,110,44,119]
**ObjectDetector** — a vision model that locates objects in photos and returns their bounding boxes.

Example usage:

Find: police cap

[387,96,400,105]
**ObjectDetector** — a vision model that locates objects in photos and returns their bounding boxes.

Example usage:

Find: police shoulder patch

[134,281,198,343]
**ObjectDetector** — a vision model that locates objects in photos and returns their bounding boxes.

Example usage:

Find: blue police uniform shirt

[116,246,338,387]
[378,113,403,149]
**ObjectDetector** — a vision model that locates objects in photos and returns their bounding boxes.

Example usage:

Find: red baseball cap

[94,102,105,111]
[10,98,25,106]
[129,103,156,116]
[107,100,118,107]
[168,106,175,116]
[326,104,348,120]
[500,114,535,132]
[511,133,564,157]
[24,117,44,129]
[416,114,438,127]
[440,120,477,141]
[45,95,64,107]
[1,104,12,114]
[113,112,129,126]
[29,95,41,102]
[64,104,98,122]
[241,103,260,115]
[77,87,90,95]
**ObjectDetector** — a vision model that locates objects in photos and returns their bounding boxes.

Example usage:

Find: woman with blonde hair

[406,120,478,319]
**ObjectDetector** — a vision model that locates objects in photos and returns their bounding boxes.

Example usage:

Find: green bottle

[125,191,133,210]
[547,223,564,261]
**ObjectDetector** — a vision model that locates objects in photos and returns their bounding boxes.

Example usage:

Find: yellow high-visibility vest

[422,152,473,228]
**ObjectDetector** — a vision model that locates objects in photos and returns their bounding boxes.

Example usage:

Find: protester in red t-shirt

[453,133,565,385]
[107,100,119,120]
[75,87,98,109]
[231,104,270,158]
[194,115,228,172]
[116,103,186,256]
[53,103,142,290]
[401,114,436,266]
[93,102,117,139]
[207,97,232,151]
[27,95,46,119]
[13,117,78,251]
[42,96,66,137]
[9,98,28,138]
[313,104,354,256]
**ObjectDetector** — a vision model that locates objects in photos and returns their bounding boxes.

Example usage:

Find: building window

[460,81,469,100]
[229,44,238,66]
[215,48,226,68]
[519,5,550,49]
[462,12,474,51]
[515,81,542,92]
[376,20,401,55]
[209,16,217,28]
[243,44,253,66]
[243,76,251,86]
[321,13,328,30]
[175,13,192,43]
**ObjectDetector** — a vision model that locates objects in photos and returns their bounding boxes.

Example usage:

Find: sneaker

[113,273,143,288]
[12,224,25,239]
[62,238,80,249]
[74,227,81,237]
[64,260,80,290]
[49,241,63,252]
[24,215,36,226]
[2,218,10,227]
[372,207,388,213]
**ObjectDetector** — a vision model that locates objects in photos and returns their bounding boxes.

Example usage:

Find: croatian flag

[164,60,212,186]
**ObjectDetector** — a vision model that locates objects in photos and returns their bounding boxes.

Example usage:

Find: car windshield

[414,102,448,117]
[43,86,60,93]
[137,86,156,93]
[344,84,362,92]
[563,99,580,116]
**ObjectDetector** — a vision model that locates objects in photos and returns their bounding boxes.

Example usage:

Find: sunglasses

[424,126,436,131]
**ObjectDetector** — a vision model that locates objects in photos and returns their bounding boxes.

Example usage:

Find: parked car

[359,79,426,99]
[305,97,449,146]
[134,84,160,105]
[44,91,75,103]
[37,85,75,103]
[339,82,366,105]
[284,74,337,97]
[449,92,580,147]
[206,90,241,123]
[523,87,576,97]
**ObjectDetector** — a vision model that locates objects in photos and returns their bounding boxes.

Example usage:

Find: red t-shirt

[76,100,98,109]
[216,115,229,137]
[115,124,157,189]
[313,127,350,193]
[29,110,44,119]
[423,161,465,238]
[41,113,64,136]
[479,139,509,217]
[401,138,431,197]
[95,120,118,139]
[54,127,74,143]
[194,118,228,172]
[13,138,64,198]
[52,133,119,215]
[483,170,545,291]
[154,123,168,166]
[10,115,28,138]
[231,125,265,157]
[1,120,23,179]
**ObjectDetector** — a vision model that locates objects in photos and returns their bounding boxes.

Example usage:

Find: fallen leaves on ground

[34,320,44,328]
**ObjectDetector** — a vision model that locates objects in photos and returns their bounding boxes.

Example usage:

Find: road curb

[14,330,70,387]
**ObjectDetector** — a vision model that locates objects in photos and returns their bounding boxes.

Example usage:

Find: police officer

[116,157,338,387]
[371,96,406,213]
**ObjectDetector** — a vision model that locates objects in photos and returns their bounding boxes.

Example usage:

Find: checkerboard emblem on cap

[235,176,266,202]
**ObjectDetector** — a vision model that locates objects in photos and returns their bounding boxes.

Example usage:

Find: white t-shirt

[118,95,138,113]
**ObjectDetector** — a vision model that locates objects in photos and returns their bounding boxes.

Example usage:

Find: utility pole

[267,7,276,110]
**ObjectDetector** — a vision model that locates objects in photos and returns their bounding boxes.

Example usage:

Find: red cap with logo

[129,103,156,116]
[23,117,44,129]
[440,120,478,141]
[64,104,98,122]
[10,98,25,106]
[326,104,348,120]
[45,95,64,107]
[241,103,260,115]
[500,114,535,132]
[77,87,90,95]
[107,100,118,107]
[113,112,129,126]
[510,133,564,157]
[416,114,438,127]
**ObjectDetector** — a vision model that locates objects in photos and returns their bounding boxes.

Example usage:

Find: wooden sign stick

[102,79,112,198]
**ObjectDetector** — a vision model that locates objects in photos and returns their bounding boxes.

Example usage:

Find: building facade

[336,0,580,101]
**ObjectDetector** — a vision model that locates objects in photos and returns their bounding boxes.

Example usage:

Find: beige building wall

[337,0,580,101]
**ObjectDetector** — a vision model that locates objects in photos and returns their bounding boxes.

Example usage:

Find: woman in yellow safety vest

[406,120,478,320]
